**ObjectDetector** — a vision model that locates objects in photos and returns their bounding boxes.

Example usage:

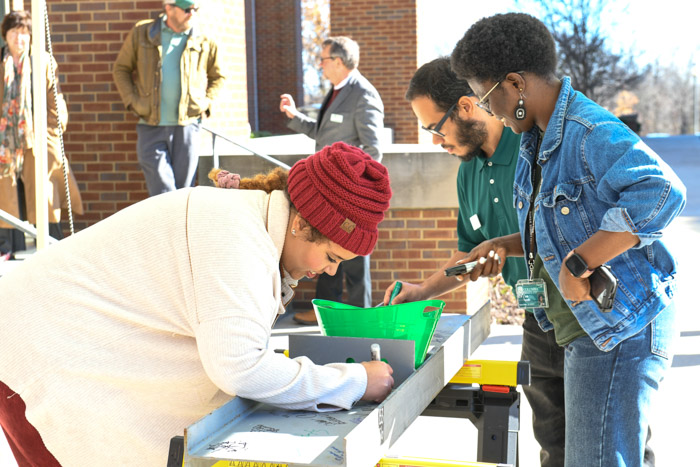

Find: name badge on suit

[330,113,344,123]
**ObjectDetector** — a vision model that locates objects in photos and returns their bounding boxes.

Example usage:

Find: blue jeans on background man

[136,122,201,196]
[563,303,674,467]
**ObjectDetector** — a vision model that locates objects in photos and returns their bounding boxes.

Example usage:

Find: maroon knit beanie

[287,142,392,256]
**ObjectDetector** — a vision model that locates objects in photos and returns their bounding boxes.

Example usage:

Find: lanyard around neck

[525,130,545,278]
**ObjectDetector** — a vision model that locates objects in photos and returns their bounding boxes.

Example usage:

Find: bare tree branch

[519,0,645,106]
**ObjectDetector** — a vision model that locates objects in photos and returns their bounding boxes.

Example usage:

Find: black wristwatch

[565,251,590,277]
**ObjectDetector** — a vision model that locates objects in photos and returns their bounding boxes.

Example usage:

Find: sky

[301,0,699,105]
[417,0,700,71]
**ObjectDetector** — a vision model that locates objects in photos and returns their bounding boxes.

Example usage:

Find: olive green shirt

[532,255,587,345]
[531,162,586,345]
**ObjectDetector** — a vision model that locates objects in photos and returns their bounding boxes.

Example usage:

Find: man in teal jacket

[113,0,225,196]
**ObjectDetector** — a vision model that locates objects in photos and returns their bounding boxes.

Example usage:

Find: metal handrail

[0,208,58,244]
[200,124,291,171]
[2,125,289,246]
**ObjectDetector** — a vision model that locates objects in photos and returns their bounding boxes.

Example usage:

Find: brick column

[247,0,303,135]
[330,0,419,144]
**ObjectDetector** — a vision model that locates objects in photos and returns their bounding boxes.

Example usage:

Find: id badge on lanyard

[515,133,548,309]
[515,278,548,309]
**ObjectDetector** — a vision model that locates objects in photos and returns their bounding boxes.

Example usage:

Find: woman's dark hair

[2,10,31,41]
[405,57,474,113]
[451,13,557,82]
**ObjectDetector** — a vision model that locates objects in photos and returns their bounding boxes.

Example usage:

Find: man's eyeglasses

[421,102,458,138]
[318,56,335,64]
[176,5,199,14]
[476,80,501,115]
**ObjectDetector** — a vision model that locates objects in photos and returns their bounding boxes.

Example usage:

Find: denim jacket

[515,77,686,351]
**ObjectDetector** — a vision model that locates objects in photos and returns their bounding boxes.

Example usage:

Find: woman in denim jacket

[451,13,686,467]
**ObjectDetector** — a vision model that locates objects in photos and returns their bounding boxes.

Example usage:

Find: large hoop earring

[515,90,526,120]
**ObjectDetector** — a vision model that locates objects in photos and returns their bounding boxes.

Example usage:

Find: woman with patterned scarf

[0,10,83,258]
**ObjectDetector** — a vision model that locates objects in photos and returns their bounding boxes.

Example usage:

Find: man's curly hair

[405,57,474,113]
[451,13,557,82]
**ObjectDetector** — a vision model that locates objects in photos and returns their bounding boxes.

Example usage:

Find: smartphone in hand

[588,265,617,312]
[444,260,478,277]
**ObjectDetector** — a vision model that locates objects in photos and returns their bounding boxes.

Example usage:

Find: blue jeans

[136,122,201,196]
[563,302,675,466]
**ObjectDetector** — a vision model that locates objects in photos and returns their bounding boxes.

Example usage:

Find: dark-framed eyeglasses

[421,102,458,138]
[318,56,336,64]
[176,5,199,14]
[476,80,501,115]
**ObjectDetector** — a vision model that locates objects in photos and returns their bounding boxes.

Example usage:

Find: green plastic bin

[311,298,445,368]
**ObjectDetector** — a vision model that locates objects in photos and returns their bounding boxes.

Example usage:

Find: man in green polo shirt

[384,57,526,311]
[384,57,568,466]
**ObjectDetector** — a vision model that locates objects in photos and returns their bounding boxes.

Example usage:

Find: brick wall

[292,207,467,313]
[34,0,249,230]
[330,0,419,144]
[247,0,303,135]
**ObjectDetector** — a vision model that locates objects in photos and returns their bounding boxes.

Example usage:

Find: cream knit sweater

[0,187,367,466]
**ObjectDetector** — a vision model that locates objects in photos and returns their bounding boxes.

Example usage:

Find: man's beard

[451,114,488,162]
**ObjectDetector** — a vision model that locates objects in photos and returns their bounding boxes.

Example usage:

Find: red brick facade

[34,0,249,230]
[330,0,419,144]
[24,1,458,310]
[20,0,423,232]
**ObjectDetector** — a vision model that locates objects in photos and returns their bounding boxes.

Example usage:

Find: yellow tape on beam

[379,455,505,466]
[211,462,288,467]
[209,457,501,467]
[449,359,529,387]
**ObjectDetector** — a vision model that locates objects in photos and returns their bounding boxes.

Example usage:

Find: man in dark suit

[280,36,384,324]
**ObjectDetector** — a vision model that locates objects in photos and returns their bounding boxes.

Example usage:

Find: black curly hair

[451,13,557,83]
[405,57,474,113]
